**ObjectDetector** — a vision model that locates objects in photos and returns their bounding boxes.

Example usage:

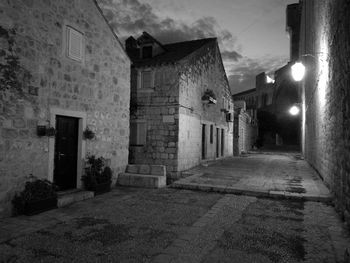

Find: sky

[96,0,297,94]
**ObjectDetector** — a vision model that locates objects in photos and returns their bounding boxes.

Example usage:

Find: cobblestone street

[0,154,349,263]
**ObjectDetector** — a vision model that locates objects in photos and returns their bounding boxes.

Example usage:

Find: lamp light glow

[289,105,300,116]
[291,62,305,81]
[266,75,275,83]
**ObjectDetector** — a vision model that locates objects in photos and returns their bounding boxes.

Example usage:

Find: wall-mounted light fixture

[289,105,300,116]
[291,62,306,81]
[291,53,328,82]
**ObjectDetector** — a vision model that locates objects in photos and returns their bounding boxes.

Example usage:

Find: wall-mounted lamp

[289,105,300,116]
[291,53,328,82]
[291,62,306,81]
[266,75,275,84]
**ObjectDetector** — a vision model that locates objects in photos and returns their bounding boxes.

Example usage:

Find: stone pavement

[0,187,349,263]
[172,153,332,202]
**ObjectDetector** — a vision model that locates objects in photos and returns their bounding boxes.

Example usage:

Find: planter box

[91,182,111,195]
[23,197,57,216]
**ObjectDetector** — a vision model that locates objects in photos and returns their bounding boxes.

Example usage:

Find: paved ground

[0,153,349,263]
[173,153,331,202]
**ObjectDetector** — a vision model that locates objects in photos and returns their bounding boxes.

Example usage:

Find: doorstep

[57,189,94,208]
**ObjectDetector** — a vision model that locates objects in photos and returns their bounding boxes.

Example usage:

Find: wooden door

[54,116,79,191]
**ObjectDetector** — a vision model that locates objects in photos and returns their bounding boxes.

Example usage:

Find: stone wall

[130,40,234,179]
[0,0,130,217]
[300,0,350,225]
[178,41,233,172]
[234,110,257,155]
[129,64,179,176]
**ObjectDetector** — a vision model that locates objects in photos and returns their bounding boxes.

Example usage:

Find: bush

[82,155,113,190]
[12,178,57,215]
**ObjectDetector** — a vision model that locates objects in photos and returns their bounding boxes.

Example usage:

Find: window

[210,125,213,144]
[66,26,84,61]
[130,122,146,146]
[142,46,153,59]
[141,71,152,89]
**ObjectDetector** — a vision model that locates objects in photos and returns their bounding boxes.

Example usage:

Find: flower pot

[92,182,111,195]
[23,197,57,216]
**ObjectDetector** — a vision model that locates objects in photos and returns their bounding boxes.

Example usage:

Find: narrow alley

[0,153,349,263]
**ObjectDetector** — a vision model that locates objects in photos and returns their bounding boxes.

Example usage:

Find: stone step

[57,189,94,207]
[118,173,166,188]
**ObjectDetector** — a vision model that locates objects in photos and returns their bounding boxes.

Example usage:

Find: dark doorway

[54,115,79,191]
[216,128,219,158]
[202,124,206,159]
[221,129,224,156]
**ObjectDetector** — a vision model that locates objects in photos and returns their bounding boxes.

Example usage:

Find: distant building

[126,32,234,180]
[233,101,258,155]
[232,88,258,120]
[0,0,131,217]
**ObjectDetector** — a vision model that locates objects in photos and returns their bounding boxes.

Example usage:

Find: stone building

[126,32,233,180]
[233,101,258,155]
[297,0,350,226]
[0,0,130,217]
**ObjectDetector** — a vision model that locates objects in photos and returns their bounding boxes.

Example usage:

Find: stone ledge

[117,173,166,188]
[126,164,166,176]
[57,190,94,208]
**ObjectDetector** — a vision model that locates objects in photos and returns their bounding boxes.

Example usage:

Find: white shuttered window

[67,26,84,61]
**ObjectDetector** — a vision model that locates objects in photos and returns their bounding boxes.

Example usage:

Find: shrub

[12,178,57,215]
[82,155,113,190]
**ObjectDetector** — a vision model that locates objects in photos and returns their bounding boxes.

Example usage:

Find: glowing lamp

[289,105,300,116]
[266,75,275,84]
[291,62,305,81]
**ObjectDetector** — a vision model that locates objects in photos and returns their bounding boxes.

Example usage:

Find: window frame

[66,25,84,62]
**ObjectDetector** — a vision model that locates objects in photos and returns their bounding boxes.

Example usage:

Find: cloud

[96,0,288,95]
[228,56,288,94]
[221,51,242,62]
[96,0,241,57]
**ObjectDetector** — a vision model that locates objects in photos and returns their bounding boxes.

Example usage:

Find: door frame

[48,108,86,189]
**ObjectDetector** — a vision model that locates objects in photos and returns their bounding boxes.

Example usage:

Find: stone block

[150,165,166,176]
[138,164,150,174]
[118,173,166,188]
[57,190,94,207]
[126,165,139,173]
[162,115,174,123]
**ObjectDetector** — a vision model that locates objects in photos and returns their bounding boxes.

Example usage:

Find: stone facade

[299,0,350,226]
[233,101,258,155]
[0,0,130,217]
[127,33,233,179]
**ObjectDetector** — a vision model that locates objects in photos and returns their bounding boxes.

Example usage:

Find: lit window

[66,26,84,61]
[141,71,152,89]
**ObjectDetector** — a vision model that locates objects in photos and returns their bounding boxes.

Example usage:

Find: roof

[130,37,217,67]
[232,88,257,97]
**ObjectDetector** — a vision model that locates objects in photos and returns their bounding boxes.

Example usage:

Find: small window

[210,125,213,144]
[142,46,153,59]
[130,122,146,146]
[141,71,152,89]
[66,26,84,61]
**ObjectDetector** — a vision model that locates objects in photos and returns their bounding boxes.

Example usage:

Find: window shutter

[67,26,83,61]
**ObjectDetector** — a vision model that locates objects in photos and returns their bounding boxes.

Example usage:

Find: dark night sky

[96,0,297,94]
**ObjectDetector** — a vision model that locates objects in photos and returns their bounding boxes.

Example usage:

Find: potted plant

[12,177,58,216]
[202,89,217,104]
[83,127,95,140]
[82,155,113,195]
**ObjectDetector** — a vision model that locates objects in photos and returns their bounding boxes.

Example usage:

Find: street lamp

[289,105,300,116]
[291,62,305,81]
